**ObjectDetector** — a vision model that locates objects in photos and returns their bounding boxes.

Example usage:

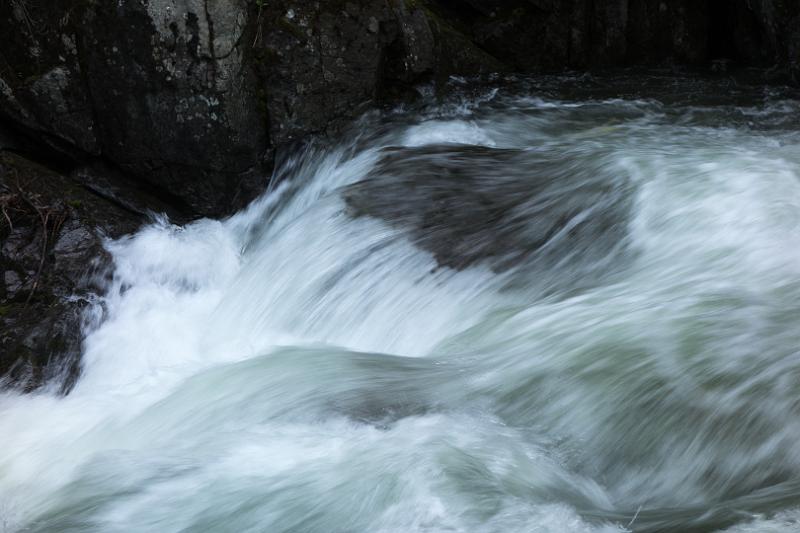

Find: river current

[2,73,800,532]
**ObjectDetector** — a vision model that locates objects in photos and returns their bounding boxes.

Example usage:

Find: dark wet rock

[0,1,98,158]
[0,151,142,392]
[0,0,264,217]
[344,144,633,290]
[71,162,190,224]
[0,0,503,217]
[724,0,800,71]
[2,0,797,220]
[250,0,401,145]
[78,1,266,217]
[249,0,501,146]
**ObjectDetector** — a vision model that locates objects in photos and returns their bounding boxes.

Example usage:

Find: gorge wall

[1,0,799,389]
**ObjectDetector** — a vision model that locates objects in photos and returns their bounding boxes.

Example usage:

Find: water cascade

[2,75,800,532]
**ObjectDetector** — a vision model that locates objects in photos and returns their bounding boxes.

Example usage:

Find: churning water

[2,73,800,532]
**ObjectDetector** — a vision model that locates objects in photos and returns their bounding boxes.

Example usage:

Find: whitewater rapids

[2,74,800,532]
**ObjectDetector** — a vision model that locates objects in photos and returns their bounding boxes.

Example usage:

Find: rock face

[1,0,797,216]
[79,1,265,216]
[0,0,505,218]
[250,1,501,146]
[0,0,264,216]
[732,0,800,69]
[0,0,799,390]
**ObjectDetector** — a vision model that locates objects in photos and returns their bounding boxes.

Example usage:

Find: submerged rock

[344,143,633,294]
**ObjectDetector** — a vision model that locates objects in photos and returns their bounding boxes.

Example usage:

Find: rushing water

[2,73,800,532]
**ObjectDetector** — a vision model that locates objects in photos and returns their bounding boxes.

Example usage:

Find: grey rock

[344,143,632,286]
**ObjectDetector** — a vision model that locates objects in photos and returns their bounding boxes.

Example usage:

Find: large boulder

[78,0,266,216]
[0,0,265,216]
